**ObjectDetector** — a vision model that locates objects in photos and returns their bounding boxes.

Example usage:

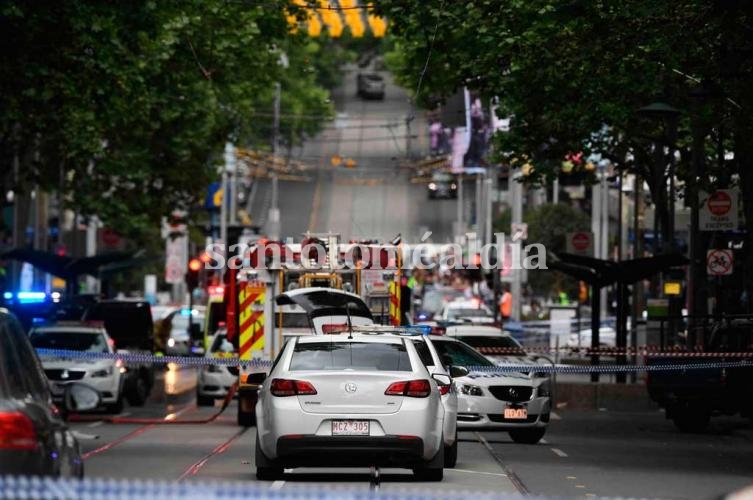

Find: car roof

[31,325,105,334]
[446,300,486,308]
[296,333,404,345]
[444,325,510,337]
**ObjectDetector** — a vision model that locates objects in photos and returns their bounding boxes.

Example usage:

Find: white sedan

[30,324,126,413]
[196,331,237,406]
[435,299,496,325]
[429,336,551,444]
[255,333,446,481]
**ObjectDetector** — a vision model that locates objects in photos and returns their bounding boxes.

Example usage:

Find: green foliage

[0,1,338,243]
[495,203,589,297]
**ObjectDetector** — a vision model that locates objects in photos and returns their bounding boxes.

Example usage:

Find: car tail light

[270,379,317,397]
[0,412,38,450]
[437,384,451,396]
[385,380,431,398]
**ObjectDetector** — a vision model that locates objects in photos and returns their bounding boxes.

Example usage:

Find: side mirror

[64,383,101,412]
[449,365,469,378]
[432,373,452,386]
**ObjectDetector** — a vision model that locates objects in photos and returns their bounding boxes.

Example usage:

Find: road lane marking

[270,481,285,490]
[450,468,508,477]
[178,428,248,481]
[551,448,568,457]
[82,403,194,460]
[474,432,530,495]
[576,484,587,488]
[540,438,549,444]
[550,411,562,420]
[87,421,104,428]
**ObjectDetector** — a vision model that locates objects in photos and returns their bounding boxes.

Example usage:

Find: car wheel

[509,427,546,444]
[413,444,444,481]
[443,433,458,468]
[125,375,149,407]
[255,434,283,480]
[672,411,710,433]
[196,391,215,407]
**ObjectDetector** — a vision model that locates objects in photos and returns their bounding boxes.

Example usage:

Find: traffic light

[186,258,201,292]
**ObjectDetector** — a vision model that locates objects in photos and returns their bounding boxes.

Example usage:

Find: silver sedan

[255,333,446,481]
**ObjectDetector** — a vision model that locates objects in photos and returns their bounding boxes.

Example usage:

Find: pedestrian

[499,285,512,320]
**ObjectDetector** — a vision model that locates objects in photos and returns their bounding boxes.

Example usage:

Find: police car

[29,323,126,413]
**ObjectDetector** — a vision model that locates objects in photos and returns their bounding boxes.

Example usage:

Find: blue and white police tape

[34,348,273,369]
[0,476,524,500]
[34,348,752,374]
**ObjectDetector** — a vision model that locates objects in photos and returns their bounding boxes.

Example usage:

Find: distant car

[161,308,205,356]
[415,288,465,322]
[427,172,458,199]
[436,299,496,325]
[255,333,446,481]
[567,326,616,349]
[197,331,237,407]
[0,308,100,477]
[430,336,551,444]
[30,323,126,413]
[357,73,385,100]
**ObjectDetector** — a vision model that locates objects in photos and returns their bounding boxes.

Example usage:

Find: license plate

[331,420,370,436]
[504,408,528,419]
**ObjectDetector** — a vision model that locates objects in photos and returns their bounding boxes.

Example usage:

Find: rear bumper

[275,435,424,467]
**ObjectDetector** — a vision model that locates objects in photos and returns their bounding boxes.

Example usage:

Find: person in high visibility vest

[499,285,512,320]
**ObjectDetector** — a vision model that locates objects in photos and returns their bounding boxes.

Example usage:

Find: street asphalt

[69,366,753,499]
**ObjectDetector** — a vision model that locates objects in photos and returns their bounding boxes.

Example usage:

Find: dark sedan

[0,308,99,477]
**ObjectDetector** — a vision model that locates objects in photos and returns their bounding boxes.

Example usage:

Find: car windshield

[431,339,495,367]
[289,341,412,371]
[171,314,204,333]
[30,331,108,352]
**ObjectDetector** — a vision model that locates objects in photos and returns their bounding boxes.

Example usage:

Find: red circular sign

[101,228,121,247]
[572,232,591,251]
[707,191,731,216]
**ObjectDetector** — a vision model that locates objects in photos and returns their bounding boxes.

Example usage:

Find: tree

[379,0,753,307]
[495,203,590,299]
[0,1,337,242]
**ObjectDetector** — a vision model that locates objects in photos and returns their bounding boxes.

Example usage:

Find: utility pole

[220,143,232,280]
[456,174,464,243]
[510,170,523,321]
[267,81,281,241]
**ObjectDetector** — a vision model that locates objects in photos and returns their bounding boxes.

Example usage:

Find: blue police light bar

[2,292,12,300]
[16,291,47,303]
[403,325,432,336]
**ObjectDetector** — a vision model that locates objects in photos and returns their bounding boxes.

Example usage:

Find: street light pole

[268,81,281,241]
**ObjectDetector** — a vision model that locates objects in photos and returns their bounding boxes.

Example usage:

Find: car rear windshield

[30,331,108,352]
[289,341,412,371]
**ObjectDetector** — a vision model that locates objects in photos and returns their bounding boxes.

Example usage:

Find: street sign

[566,231,594,256]
[700,189,738,231]
[706,249,733,276]
[511,223,528,241]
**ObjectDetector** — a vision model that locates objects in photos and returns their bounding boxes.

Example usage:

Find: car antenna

[346,303,354,340]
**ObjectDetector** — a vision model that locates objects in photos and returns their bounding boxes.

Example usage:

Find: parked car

[415,287,465,322]
[196,331,237,406]
[430,336,551,443]
[356,73,385,99]
[83,300,156,407]
[255,333,446,481]
[160,307,205,356]
[0,308,100,477]
[30,323,126,413]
